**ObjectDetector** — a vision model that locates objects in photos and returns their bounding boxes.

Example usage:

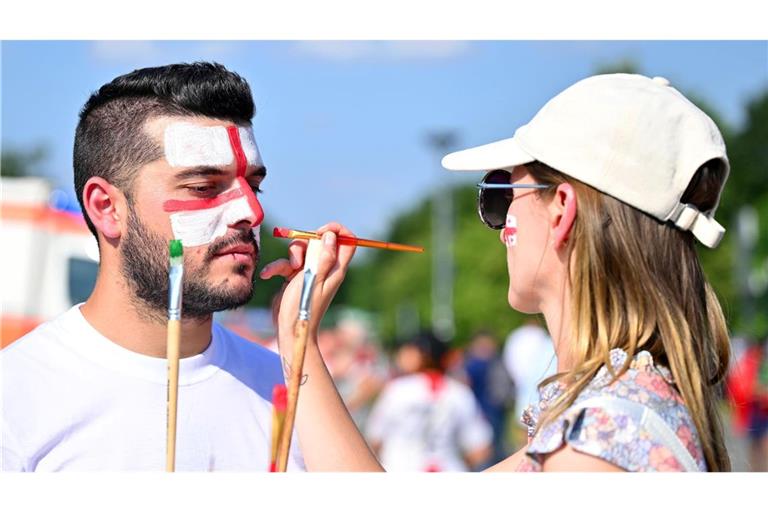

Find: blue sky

[2,41,767,238]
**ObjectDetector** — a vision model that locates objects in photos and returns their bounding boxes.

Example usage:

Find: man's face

[120,115,266,319]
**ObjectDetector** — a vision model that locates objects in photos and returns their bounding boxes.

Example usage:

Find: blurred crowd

[221,308,768,472]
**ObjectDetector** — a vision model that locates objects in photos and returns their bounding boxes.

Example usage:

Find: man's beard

[120,207,259,321]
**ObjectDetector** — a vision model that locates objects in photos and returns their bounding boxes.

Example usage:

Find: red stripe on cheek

[163,188,244,212]
[237,176,264,226]
[226,126,248,178]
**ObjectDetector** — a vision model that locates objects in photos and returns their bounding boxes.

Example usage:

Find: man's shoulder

[1,308,79,364]
[212,323,283,378]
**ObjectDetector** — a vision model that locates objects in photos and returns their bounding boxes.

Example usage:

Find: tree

[1,145,49,178]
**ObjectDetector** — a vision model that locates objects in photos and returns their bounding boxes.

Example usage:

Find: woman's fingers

[260,259,295,280]
[316,223,357,277]
[288,239,308,270]
[315,231,339,283]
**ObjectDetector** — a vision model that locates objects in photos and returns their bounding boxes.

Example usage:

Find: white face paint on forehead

[163,122,263,168]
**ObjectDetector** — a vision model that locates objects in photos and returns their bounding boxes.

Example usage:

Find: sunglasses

[476,169,552,229]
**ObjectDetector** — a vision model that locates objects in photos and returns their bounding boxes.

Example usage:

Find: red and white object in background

[1,177,99,348]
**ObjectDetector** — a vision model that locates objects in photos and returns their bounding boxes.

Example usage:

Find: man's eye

[188,184,218,194]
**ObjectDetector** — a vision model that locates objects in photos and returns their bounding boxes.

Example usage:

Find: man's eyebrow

[173,167,228,180]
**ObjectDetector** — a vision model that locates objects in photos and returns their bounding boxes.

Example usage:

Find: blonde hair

[528,160,731,471]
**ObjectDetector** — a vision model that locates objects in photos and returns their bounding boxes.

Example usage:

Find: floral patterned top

[517,348,707,471]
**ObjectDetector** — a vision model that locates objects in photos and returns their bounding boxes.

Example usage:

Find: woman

[261,73,731,471]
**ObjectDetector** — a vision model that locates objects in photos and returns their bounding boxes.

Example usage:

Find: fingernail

[323,232,335,246]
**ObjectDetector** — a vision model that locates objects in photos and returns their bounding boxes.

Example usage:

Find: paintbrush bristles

[169,239,183,265]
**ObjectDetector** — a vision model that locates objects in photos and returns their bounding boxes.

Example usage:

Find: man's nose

[228,177,264,229]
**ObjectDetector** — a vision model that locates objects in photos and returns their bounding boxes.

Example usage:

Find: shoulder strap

[569,396,700,472]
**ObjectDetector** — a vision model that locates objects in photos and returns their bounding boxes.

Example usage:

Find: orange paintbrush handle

[272,227,424,253]
[269,384,287,472]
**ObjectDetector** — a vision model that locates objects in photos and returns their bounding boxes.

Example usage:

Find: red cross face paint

[502,214,518,247]
[162,123,265,248]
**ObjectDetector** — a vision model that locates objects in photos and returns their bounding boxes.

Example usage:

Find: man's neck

[81,273,214,358]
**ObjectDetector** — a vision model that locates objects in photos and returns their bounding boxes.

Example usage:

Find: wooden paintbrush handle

[166,319,181,472]
[275,318,310,472]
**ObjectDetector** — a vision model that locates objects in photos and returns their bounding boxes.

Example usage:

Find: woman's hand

[260,222,357,347]
[259,222,384,471]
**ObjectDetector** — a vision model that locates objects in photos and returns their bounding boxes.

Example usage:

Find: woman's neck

[540,279,573,374]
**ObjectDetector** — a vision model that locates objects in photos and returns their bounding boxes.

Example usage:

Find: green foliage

[715,91,768,337]
[248,222,291,309]
[593,59,642,76]
[1,145,49,178]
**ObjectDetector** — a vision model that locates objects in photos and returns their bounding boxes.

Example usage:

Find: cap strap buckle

[668,203,725,249]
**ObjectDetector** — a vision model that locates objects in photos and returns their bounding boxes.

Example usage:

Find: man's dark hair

[73,62,255,238]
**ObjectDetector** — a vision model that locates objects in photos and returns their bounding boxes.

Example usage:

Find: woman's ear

[82,177,126,241]
[550,182,577,250]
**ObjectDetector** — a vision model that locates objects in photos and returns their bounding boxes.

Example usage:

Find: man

[1,62,332,471]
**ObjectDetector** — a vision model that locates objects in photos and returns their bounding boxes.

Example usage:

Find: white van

[1,177,99,347]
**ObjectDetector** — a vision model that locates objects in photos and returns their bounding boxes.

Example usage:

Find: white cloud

[386,41,471,59]
[292,41,377,61]
[89,41,162,63]
[291,41,472,61]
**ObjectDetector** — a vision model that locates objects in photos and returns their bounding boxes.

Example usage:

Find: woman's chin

[507,289,540,314]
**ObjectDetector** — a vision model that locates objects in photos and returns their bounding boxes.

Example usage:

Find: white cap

[442,74,729,248]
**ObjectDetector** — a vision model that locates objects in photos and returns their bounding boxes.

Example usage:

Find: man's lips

[214,243,257,263]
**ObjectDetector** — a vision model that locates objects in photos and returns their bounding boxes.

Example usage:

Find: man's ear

[550,182,577,250]
[82,177,127,241]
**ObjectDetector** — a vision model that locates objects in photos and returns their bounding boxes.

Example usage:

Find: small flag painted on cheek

[503,214,518,247]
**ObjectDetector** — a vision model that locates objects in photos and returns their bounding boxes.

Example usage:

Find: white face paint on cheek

[503,214,518,248]
[169,196,258,248]
[251,225,261,250]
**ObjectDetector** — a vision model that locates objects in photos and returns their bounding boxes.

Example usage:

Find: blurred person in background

[503,318,556,449]
[365,331,492,471]
[726,337,768,471]
[327,318,388,429]
[463,330,515,465]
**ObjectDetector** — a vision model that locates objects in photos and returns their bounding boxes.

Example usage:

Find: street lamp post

[427,131,458,342]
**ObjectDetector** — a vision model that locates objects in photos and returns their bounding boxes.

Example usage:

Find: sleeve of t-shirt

[456,388,493,453]
[526,404,692,472]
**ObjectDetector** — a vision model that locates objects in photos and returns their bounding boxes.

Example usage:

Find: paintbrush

[166,239,184,472]
[273,227,424,253]
[269,384,287,472]
[275,238,322,472]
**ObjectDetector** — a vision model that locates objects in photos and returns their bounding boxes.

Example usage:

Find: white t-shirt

[365,373,492,472]
[0,305,305,471]
[502,325,556,420]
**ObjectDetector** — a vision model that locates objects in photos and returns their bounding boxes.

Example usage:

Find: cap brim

[441,137,535,171]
